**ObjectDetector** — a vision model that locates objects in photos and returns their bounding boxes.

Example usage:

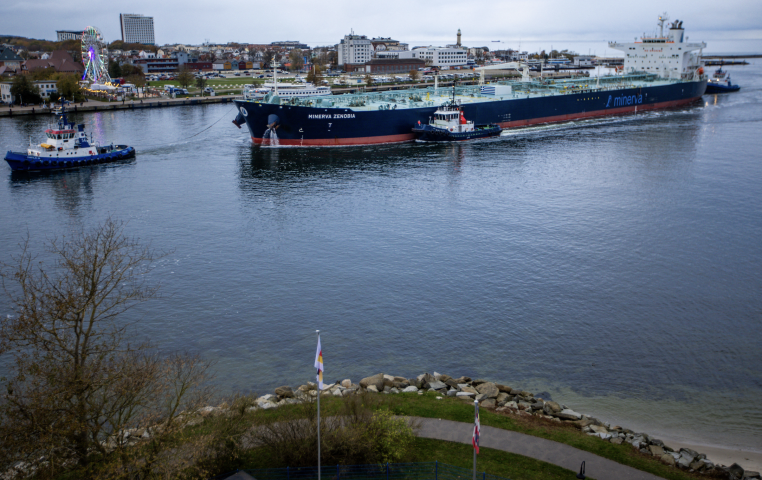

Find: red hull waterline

[250,96,700,147]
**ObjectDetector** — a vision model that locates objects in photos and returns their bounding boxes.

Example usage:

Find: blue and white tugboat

[4,102,135,172]
[412,102,502,142]
[705,66,740,93]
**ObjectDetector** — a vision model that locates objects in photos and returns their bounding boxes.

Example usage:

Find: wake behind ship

[233,16,708,146]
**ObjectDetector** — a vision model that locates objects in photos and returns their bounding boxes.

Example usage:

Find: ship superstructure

[608,15,706,78]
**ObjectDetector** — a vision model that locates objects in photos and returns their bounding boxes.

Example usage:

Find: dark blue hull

[234,79,707,146]
[412,124,502,142]
[705,83,740,93]
[4,146,136,172]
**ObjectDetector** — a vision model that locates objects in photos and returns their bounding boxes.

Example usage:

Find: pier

[0,95,237,117]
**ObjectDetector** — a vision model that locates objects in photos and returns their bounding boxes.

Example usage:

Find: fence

[213,461,511,480]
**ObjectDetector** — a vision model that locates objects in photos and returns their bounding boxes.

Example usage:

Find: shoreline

[0,95,237,117]
[251,372,760,479]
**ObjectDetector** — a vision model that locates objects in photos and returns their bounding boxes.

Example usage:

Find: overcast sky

[2,0,761,54]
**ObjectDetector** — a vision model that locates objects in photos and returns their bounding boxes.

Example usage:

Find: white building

[608,16,705,77]
[1,80,57,104]
[56,30,82,41]
[337,33,372,66]
[399,46,468,68]
[120,14,155,45]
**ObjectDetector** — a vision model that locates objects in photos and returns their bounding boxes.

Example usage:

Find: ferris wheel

[81,26,111,84]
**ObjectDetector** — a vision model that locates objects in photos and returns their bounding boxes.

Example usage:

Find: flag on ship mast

[314,334,324,390]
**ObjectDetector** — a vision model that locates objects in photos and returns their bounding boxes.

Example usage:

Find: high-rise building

[120,14,155,45]
[337,32,372,66]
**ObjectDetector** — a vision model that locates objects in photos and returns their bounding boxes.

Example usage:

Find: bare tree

[0,218,211,477]
[177,66,194,89]
[409,69,421,82]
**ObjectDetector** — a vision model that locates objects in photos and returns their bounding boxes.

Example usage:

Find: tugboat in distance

[705,65,741,93]
[412,102,502,142]
[4,100,135,172]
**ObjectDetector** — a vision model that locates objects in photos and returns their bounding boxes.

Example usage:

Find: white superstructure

[242,83,331,101]
[399,46,468,68]
[608,14,705,78]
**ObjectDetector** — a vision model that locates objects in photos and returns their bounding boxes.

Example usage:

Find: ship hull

[4,146,136,172]
[235,79,707,146]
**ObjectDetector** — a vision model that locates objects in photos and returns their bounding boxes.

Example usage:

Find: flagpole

[316,330,321,480]
[473,399,478,480]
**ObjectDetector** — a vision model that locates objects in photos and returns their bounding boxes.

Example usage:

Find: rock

[433,372,443,380]
[447,389,457,397]
[481,399,496,409]
[475,393,489,401]
[610,437,624,445]
[366,385,379,393]
[554,409,582,421]
[496,384,512,393]
[679,447,699,458]
[436,396,443,400]
[689,460,707,471]
[456,391,475,397]
[453,376,471,384]
[393,376,407,383]
[459,385,477,394]
[590,425,608,434]
[544,401,562,413]
[341,379,352,388]
[439,374,452,382]
[496,392,510,403]
[676,454,693,469]
[743,471,761,479]
[650,438,664,447]
[531,402,544,410]
[383,374,395,382]
[729,464,745,478]
[360,373,386,391]
[597,432,612,440]
[445,379,459,388]
[402,386,419,393]
[275,386,294,398]
[427,380,447,390]
[390,387,400,394]
[393,381,409,389]
[475,382,499,399]
[661,454,676,466]
[383,385,392,393]
[648,445,665,456]
[472,379,487,386]
[332,389,343,397]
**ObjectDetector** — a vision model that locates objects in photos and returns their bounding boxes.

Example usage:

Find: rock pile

[243,372,759,480]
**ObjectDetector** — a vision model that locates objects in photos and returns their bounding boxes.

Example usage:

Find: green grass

[247,393,711,480]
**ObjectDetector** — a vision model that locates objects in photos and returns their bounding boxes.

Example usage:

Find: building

[56,30,83,41]
[23,50,84,75]
[1,80,57,103]
[356,58,425,74]
[120,14,155,45]
[270,41,309,51]
[0,47,23,72]
[399,46,468,68]
[135,52,193,73]
[337,33,372,67]
[573,55,596,66]
[370,37,408,53]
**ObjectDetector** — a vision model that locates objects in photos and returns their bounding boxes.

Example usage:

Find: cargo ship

[233,16,708,146]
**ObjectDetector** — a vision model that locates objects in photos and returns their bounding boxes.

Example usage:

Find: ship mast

[658,13,669,38]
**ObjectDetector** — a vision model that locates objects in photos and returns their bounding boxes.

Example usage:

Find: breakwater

[0,96,235,117]
[235,372,758,480]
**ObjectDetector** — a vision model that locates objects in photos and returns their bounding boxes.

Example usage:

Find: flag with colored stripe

[314,336,324,390]
[472,402,480,454]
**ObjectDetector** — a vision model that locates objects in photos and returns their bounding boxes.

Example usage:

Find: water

[1,63,761,453]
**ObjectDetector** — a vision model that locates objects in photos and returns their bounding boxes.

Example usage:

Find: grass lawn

[248,393,714,480]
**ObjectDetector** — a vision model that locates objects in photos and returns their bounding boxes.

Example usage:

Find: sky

[2,0,761,54]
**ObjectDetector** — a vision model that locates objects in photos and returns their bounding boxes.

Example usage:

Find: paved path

[412,417,664,480]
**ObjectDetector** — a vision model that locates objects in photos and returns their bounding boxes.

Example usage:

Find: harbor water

[1,62,761,453]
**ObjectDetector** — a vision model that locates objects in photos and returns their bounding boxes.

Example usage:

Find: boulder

[496,384,512,393]
[481,399,496,409]
[433,372,443,380]
[531,402,544,410]
[475,382,499,399]
[590,425,608,435]
[383,374,395,381]
[332,389,343,397]
[360,373,386,391]
[275,386,294,398]
[660,454,676,466]
[427,380,447,390]
[393,381,409,389]
[447,389,457,397]
[366,385,379,393]
[456,391,475,397]
[517,401,532,410]
[472,379,487,386]
[445,378,459,388]
[544,401,562,413]
[475,393,489,401]
[453,376,471,384]
[402,386,419,393]
[439,374,452,382]
[554,409,582,420]
[676,454,693,469]
[459,385,477,394]
[505,401,518,409]
[648,445,665,457]
[390,387,400,394]
[743,471,761,479]
[341,379,352,388]
[393,376,407,383]
[610,437,624,445]
[729,464,745,479]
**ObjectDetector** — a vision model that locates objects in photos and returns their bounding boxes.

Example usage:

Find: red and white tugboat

[4,101,135,172]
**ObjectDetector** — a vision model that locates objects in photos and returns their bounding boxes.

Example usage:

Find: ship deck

[237,73,697,112]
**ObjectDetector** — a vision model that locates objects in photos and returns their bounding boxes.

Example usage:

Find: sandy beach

[664,439,762,474]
